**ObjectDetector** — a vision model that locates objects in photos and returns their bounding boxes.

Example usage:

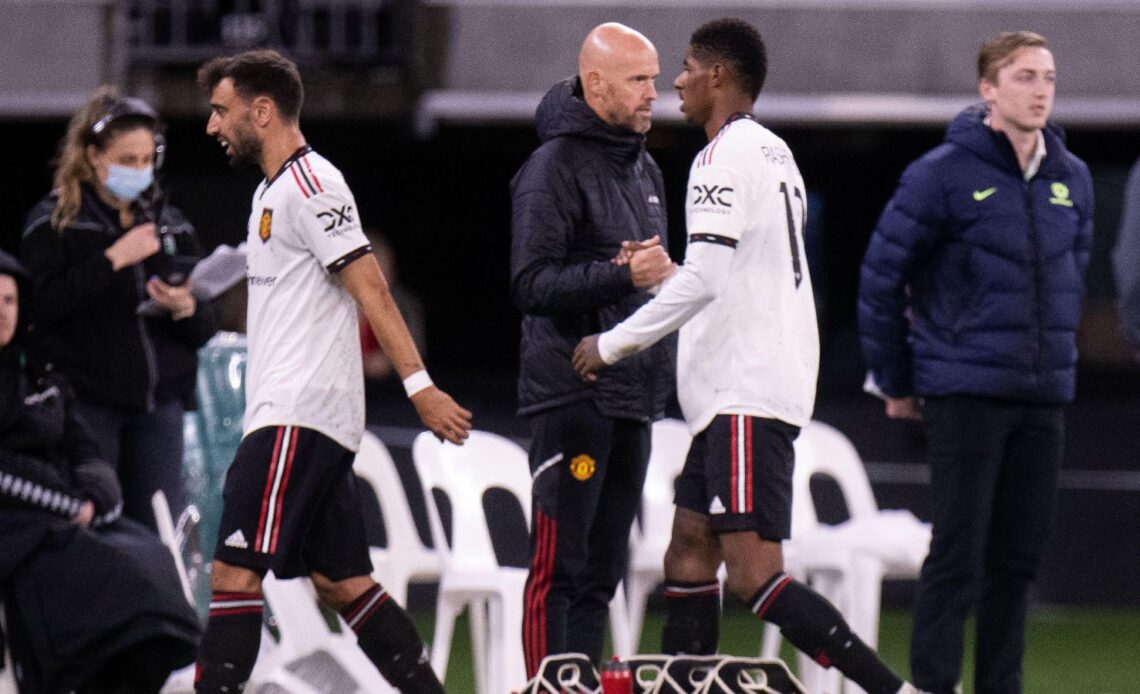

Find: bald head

[578,23,660,134]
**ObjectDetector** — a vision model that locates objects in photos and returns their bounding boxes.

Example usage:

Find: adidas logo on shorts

[224,529,249,549]
[709,496,726,514]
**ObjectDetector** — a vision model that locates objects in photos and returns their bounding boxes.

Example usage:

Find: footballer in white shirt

[194,49,467,694]
[573,19,922,694]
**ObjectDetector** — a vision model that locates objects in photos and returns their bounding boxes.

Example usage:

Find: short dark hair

[197,49,304,121]
[690,18,768,102]
[977,31,1048,83]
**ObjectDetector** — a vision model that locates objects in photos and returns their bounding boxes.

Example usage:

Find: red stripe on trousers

[255,427,286,550]
[523,514,541,674]
[525,511,556,676]
[745,417,754,513]
[269,427,299,553]
[730,416,739,513]
[524,513,546,675]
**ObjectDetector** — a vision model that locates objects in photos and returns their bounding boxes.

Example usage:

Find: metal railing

[126,0,411,65]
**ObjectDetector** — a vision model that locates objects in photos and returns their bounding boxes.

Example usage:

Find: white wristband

[403,370,434,397]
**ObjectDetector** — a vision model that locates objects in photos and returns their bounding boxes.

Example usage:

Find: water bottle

[600,655,633,694]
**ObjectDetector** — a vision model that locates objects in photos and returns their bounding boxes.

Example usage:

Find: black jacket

[510,77,675,420]
[20,185,218,412]
[0,349,122,525]
[0,350,199,693]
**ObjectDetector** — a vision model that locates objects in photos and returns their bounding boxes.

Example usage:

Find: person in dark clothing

[0,249,200,693]
[1112,157,1140,355]
[510,22,676,674]
[20,87,219,530]
[859,31,1093,694]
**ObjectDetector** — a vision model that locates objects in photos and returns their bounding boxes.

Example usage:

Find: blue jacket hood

[944,103,1072,178]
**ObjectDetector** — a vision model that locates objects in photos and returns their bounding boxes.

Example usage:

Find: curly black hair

[689,18,768,102]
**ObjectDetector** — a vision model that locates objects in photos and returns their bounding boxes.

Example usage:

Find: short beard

[227,122,263,170]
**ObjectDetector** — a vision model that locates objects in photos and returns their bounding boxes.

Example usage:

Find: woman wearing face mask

[19,87,218,531]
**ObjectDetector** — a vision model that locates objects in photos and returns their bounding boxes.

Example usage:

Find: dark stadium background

[4,117,1140,605]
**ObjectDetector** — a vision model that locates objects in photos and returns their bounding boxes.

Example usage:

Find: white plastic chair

[412,430,532,694]
[353,430,441,608]
[625,418,692,652]
[764,424,862,694]
[152,489,196,607]
[246,573,398,693]
[768,420,931,694]
[794,422,930,649]
[0,603,16,694]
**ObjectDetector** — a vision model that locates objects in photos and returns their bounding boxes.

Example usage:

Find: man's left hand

[411,386,473,445]
[572,334,606,382]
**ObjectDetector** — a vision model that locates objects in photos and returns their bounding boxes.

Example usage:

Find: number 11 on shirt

[779,181,805,289]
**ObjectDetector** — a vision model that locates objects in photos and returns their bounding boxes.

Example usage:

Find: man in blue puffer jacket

[858,31,1093,694]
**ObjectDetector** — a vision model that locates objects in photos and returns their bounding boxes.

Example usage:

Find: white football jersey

[243,147,370,451]
[678,117,819,431]
[599,117,819,433]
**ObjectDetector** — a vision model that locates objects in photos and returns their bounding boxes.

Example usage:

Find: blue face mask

[104,164,154,201]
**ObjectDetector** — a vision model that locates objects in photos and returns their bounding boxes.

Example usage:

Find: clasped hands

[572,236,675,382]
[612,235,675,289]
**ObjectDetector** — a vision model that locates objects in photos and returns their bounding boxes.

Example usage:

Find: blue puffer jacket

[859,104,1094,404]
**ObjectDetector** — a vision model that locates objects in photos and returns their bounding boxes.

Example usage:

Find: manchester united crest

[569,454,596,481]
[259,208,273,242]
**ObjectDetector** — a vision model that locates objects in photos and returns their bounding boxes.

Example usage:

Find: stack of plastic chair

[244,573,397,693]
[412,430,532,694]
[762,425,859,694]
[625,418,692,652]
[703,656,808,694]
[523,653,601,693]
[352,430,441,608]
[0,603,15,694]
[793,422,930,652]
[153,489,200,694]
[766,420,931,693]
[152,489,197,607]
[608,584,634,659]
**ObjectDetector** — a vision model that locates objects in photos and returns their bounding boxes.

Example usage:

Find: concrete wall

[0,0,121,117]
[417,0,1140,128]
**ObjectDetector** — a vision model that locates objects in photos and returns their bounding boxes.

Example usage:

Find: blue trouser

[911,395,1064,694]
[521,399,650,675]
[73,398,187,532]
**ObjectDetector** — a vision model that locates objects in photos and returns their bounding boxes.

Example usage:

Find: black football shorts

[674,414,799,540]
[213,424,373,581]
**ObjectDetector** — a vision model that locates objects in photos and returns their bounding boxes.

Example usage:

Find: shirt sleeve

[686,163,749,243]
[295,188,370,272]
[598,240,734,363]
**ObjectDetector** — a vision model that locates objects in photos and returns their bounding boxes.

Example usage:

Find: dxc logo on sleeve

[692,184,734,208]
[316,204,356,235]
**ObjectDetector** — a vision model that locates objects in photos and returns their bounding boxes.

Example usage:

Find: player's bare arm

[339,252,472,444]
